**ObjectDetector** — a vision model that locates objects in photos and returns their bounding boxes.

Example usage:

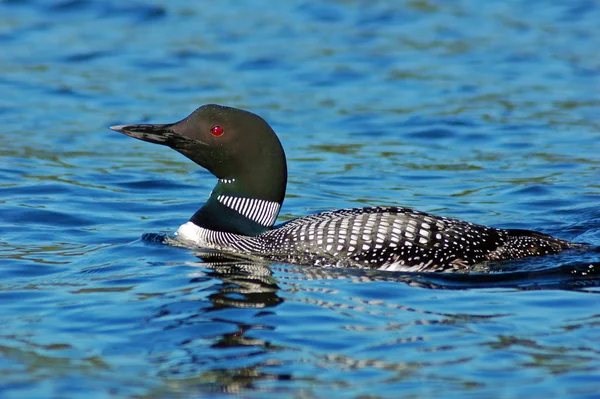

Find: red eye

[210,125,224,137]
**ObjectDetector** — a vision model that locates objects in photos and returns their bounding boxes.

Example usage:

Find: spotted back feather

[260,207,505,271]
[176,206,574,272]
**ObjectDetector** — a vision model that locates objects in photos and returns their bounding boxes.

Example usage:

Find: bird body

[111,104,576,272]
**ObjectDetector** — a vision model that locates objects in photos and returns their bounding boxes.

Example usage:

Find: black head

[110,104,287,204]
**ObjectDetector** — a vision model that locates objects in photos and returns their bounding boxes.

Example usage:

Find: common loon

[111,104,577,272]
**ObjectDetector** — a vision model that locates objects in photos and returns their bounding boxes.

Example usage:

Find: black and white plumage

[215,194,280,227]
[111,104,578,272]
[176,206,572,272]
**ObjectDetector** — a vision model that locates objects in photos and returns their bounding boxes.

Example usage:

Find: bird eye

[210,125,224,137]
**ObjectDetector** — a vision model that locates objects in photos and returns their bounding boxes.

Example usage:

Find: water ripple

[1,0,600,397]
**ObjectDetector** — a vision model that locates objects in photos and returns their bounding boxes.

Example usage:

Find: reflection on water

[192,253,600,303]
[135,249,600,395]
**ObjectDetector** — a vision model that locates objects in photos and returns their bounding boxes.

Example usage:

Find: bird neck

[190,179,283,236]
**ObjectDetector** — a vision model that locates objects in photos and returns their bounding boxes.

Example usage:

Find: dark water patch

[1,0,32,4]
[236,57,290,71]
[305,68,367,87]
[403,162,483,171]
[498,140,536,150]
[405,128,457,140]
[561,0,598,21]
[508,184,554,197]
[418,263,600,291]
[45,0,90,12]
[114,178,192,191]
[0,256,70,276]
[167,82,224,94]
[43,0,167,22]
[400,173,447,181]
[401,116,480,129]
[61,50,108,63]
[520,197,579,211]
[172,49,233,62]
[132,59,185,71]
[0,208,92,228]
[563,205,600,229]
[461,132,491,143]
[0,74,90,101]
[297,3,344,23]
[0,290,55,303]
[49,85,91,98]
[347,129,388,138]
[102,2,167,21]
[356,5,427,27]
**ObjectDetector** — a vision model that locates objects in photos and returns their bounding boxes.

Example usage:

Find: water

[1,0,599,397]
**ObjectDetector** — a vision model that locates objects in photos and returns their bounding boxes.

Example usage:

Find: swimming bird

[111,104,577,272]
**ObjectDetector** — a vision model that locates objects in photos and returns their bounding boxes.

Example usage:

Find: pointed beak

[109,123,182,146]
[110,122,210,159]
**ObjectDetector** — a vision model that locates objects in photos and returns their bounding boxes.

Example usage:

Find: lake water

[1,0,599,398]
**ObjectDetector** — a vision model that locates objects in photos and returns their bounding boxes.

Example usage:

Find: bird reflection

[144,236,599,396]
[196,252,600,293]
[188,249,283,310]
[150,232,600,293]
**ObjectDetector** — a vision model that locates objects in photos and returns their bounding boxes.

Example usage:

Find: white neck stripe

[217,195,280,226]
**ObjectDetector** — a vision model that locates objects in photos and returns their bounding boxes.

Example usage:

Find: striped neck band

[216,195,280,227]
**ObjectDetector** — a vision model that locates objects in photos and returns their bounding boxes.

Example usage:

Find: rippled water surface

[1,1,600,398]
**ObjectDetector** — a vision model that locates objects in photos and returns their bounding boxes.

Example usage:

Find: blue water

[1,0,600,398]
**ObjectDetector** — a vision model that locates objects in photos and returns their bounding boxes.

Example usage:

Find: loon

[111,104,578,272]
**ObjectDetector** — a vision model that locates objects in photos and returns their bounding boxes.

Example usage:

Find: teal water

[1,1,600,398]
